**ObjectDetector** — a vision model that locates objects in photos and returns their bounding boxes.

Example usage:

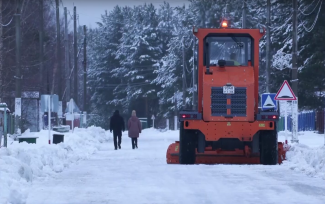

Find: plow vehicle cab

[166,21,287,165]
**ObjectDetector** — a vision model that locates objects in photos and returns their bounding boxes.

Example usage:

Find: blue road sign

[261,93,278,111]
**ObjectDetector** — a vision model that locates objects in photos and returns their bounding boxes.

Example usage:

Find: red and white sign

[274,80,297,101]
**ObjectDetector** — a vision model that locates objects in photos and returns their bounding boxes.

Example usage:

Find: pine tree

[87,6,125,128]
[153,4,195,117]
[86,0,325,126]
[114,4,163,115]
[297,0,325,109]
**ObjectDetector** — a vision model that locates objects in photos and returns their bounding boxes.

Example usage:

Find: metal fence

[316,110,324,134]
[277,111,316,132]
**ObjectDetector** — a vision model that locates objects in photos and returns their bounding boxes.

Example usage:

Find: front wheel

[179,121,196,164]
[259,130,278,165]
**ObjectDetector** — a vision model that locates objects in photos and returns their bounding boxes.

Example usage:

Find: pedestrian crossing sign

[261,93,277,111]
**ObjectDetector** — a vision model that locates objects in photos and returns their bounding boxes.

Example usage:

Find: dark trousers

[113,132,122,149]
[131,138,138,149]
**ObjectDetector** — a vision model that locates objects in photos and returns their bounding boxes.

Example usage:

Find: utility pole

[292,0,298,97]
[64,7,70,104]
[266,0,271,92]
[73,6,78,105]
[291,0,299,143]
[15,0,22,135]
[39,0,44,95]
[83,25,87,112]
[39,0,44,132]
[55,0,63,122]
[55,0,61,99]
[192,36,196,111]
[0,0,3,99]
[69,33,73,100]
[174,89,177,131]
[242,0,246,28]
[182,37,186,109]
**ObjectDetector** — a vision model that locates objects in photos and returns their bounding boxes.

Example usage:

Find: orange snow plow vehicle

[166,20,289,165]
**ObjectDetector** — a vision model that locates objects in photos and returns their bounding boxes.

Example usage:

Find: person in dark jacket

[127,110,142,149]
[110,110,125,150]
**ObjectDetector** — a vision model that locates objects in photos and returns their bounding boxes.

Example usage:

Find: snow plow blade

[166,141,290,165]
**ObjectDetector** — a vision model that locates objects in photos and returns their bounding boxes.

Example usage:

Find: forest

[0,0,324,130]
[86,0,325,128]
[0,0,84,131]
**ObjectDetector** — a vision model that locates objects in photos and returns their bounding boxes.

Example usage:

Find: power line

[299,0,320,16]
[60,0,64,8]
[99,82,151,87]
[68,10,74,20]
[303,0,322,32]
[0,16,13,27]
[95,82,152,89]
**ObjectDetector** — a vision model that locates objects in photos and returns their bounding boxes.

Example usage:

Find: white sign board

[68,99,74,113]
[15,98,21,116]
[58,101,63,117]
[66,114,74,121]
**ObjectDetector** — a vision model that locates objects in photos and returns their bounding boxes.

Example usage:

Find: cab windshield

[205,36,252,66]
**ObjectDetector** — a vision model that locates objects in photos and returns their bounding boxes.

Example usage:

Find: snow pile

[284,144,325,180]
[279,131,325,180]
[0,126,109,204]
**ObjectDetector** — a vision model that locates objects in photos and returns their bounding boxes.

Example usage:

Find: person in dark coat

[110,110,125,150]
[127,110,142,149]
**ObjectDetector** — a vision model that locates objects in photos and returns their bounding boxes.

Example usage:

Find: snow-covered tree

[87,6,125,128]
[86,0,325,128]
[113,4,162,114]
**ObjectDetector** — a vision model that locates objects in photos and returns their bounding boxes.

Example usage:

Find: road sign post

[0,103,8,147]
[48,95,51,144]
[151,115,155,129]
[284,101,288,142]
[291,97,299,143]
[274,80,298,143]
[174,116,177,130]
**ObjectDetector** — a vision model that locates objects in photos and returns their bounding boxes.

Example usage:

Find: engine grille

[211,87,247,117]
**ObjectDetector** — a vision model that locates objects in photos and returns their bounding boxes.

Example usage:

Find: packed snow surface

[1,128,325,204]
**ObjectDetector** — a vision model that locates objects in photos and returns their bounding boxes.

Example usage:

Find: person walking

[127,110,141,149]
[110,110,125,150]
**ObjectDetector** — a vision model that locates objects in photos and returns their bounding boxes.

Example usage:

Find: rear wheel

[179,121,196,164]
[260,130,278,165]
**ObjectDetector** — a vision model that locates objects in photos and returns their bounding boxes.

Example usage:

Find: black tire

[179,121,196,164]
[260,130,278,165]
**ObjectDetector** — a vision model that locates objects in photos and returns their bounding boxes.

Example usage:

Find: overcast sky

[62,0,189,28]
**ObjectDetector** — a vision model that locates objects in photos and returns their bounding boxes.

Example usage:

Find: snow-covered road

[25,130,325,204]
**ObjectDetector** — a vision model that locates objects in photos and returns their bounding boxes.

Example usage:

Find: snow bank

[283,144,325,180]
[0,126,109,204]
[278,131,325,180]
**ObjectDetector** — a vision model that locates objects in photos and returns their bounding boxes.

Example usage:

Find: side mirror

[218,60,226,68]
